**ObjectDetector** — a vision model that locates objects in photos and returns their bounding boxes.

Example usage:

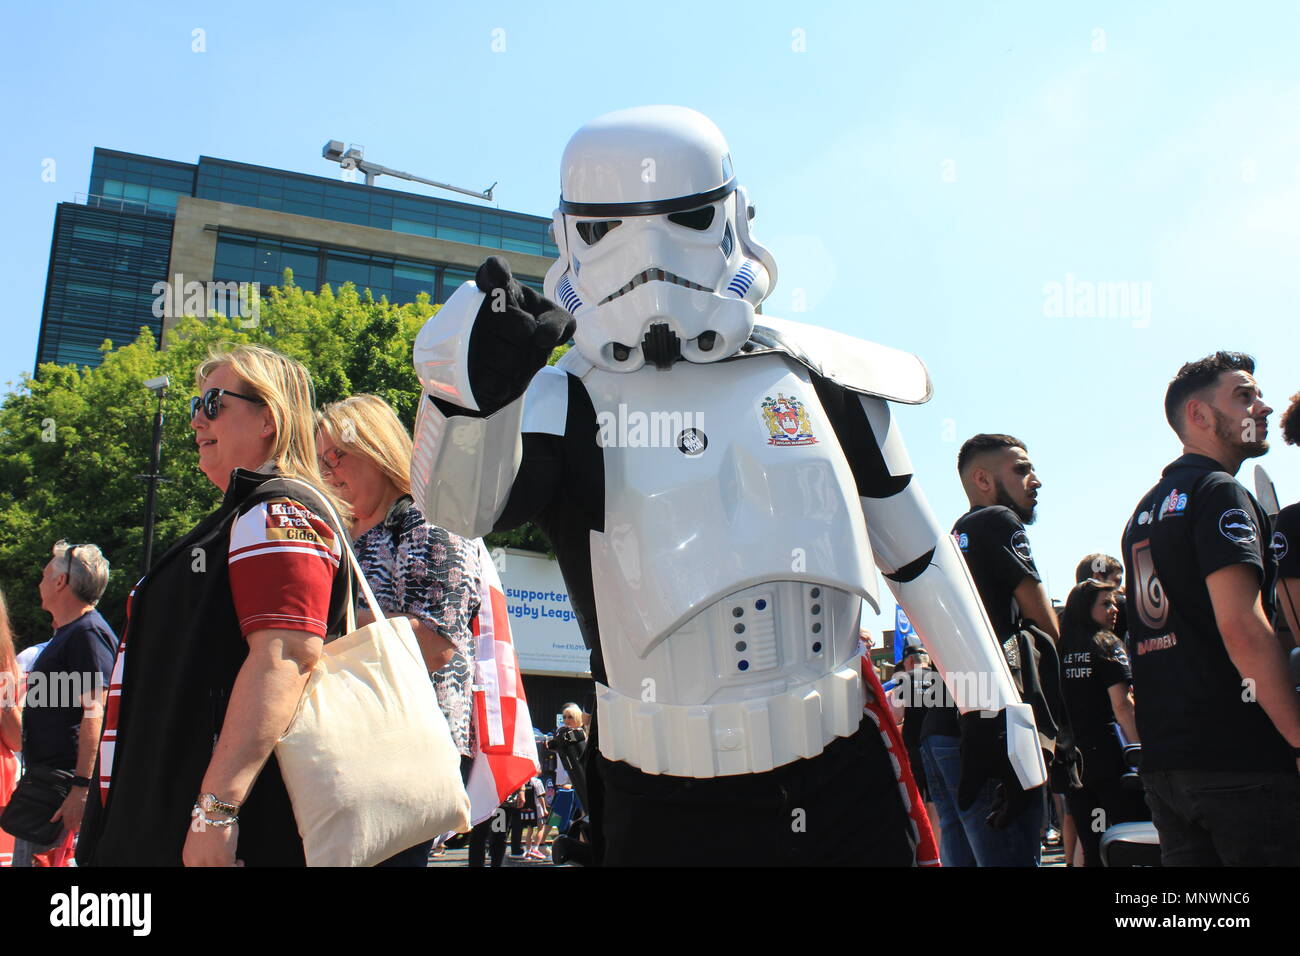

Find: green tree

[0,272,556,648]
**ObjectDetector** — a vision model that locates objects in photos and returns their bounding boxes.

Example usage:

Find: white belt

[595,663,866,778]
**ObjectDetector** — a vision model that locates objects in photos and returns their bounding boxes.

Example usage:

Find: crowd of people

[889,351,1300,866]
[459,702,589,867]
[0,342,1297,867]
[0,344,492,866]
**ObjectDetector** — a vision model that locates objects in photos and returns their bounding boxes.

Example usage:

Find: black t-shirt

[1121,453,1290,773]
[1060,628,1131,744]
[22,609,118,770]
[895,665,952,751]
[1274,501,1300,582]
[1273,502,1299,636]
[922,506,1042,739]
[1276,503,1300,577]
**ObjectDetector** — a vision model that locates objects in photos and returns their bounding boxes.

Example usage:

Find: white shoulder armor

[413,280,483,411]
[410,334,574,539]
[746,314,933,405]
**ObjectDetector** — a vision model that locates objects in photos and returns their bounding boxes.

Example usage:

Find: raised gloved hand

[467,256,575,414]
[957,709,1035,830]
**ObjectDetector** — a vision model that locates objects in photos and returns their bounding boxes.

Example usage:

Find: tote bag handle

[270,478,391,642]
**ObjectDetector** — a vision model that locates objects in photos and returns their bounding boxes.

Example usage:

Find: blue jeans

[11,834,62,868]
[921,734,1043,867]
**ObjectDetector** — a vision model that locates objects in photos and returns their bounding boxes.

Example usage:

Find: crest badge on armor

[760,393,817,446]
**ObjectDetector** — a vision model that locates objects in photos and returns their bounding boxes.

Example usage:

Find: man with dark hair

[953,435,1059,639]
[918,433,1057,866]
[1122,352,1300,866]
[1076,553,1122,585]
[1162,351,1260,438]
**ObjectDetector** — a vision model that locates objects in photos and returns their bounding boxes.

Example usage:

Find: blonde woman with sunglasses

[77,344,350,867]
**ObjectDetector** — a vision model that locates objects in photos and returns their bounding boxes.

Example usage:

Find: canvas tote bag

[272,479,471,866]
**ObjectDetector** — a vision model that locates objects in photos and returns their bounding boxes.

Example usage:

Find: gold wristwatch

[197,792,241,818]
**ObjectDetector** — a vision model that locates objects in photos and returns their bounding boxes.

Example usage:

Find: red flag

[861,654,940,866]
[466,542,541,825]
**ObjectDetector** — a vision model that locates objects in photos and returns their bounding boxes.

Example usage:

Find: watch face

[200,793,228,813]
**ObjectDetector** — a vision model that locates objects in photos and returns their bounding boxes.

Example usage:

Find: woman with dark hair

[1058,578,1148,866]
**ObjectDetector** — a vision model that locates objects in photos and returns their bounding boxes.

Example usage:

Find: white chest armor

[578,353,881,777]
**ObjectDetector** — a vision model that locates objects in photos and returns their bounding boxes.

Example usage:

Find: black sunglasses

[189,387,264,421]
[61,543,79,580]
[49,540,81,584]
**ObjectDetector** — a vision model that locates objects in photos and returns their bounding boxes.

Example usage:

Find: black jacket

[77,471,349,866]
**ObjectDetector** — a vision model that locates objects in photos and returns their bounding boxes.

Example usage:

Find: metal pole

[141,389,165,575]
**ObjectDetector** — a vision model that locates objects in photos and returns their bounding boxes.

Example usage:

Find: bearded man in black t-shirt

[918,434,1058,867]
[1122,351,1300,866]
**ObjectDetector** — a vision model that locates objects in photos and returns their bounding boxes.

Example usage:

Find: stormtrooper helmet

[544,106,778,373]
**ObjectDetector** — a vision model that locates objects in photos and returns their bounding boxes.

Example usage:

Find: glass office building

[38,203,177,370]
[35,148,557,370]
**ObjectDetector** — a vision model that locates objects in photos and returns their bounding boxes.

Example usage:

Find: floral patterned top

[353,495,482,757]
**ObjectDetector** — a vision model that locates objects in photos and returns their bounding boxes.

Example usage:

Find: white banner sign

[496,549,591,676]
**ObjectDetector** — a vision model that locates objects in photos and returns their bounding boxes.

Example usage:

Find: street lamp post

[140,375,170,575]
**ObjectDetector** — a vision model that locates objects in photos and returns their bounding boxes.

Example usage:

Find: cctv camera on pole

[321,140,496,200]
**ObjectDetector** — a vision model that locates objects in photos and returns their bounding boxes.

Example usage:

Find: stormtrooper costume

[411,106,1044,865]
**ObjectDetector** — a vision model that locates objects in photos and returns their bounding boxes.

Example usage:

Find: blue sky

[3,0,1298,636]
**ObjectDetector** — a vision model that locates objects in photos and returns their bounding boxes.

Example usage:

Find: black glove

[957,709,1035,830]
[466,256,575,415]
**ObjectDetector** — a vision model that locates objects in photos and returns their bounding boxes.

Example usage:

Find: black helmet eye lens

[576,219,622,244]
[667,206,715,231]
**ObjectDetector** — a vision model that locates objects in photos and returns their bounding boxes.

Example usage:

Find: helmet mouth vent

[598,268,711,305]
[641,323,682,370]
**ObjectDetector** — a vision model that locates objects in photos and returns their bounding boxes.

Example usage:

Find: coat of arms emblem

[760,393,817,446]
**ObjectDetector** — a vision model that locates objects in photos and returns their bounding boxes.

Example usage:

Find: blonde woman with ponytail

[78,344,351,868]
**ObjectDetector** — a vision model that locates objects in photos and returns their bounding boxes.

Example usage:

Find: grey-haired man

[10,541,117,866]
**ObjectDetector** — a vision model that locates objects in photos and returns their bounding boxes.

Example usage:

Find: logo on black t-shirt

[1218,508,1257,543]
[1010,529,1033,561]
[1158,488,1189,520]
[1272,531,1288,561]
